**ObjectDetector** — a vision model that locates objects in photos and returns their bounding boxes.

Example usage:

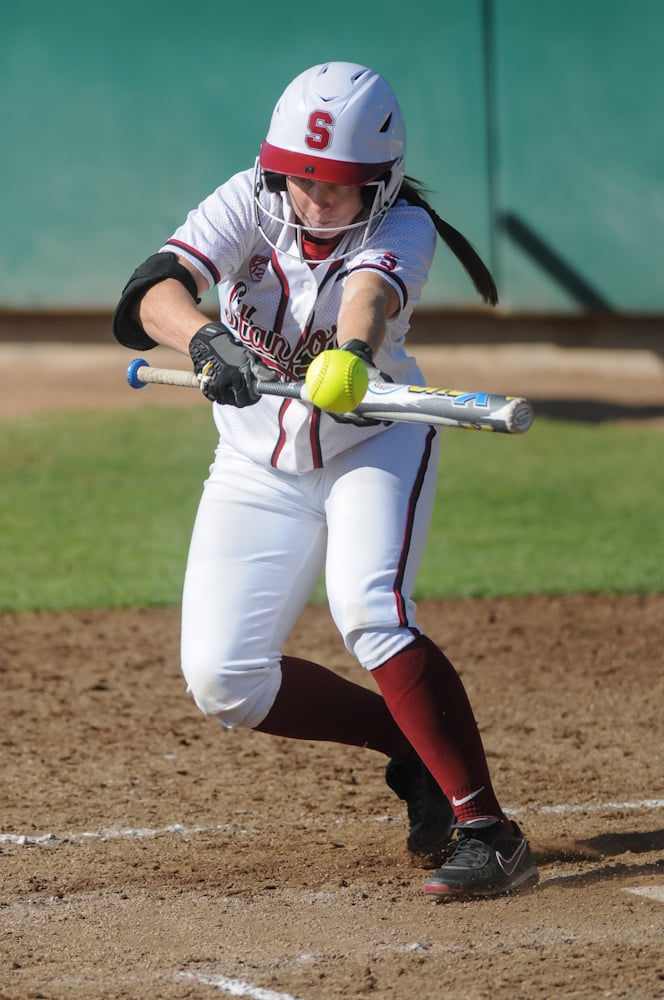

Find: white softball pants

[180,422,441,729]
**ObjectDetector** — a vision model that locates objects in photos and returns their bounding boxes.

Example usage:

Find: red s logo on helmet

[305,110,334,150]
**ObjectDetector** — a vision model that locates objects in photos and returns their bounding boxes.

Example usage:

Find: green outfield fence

[2,0,663,315]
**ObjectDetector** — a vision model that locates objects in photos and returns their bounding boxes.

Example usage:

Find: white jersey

[161,168,437,474]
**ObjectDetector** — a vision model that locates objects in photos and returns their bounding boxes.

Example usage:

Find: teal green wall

[1,0,661,311]
[492,0,664,311]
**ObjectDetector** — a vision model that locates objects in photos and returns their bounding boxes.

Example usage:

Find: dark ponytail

[399,176,498,306]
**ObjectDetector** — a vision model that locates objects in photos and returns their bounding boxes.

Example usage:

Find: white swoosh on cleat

[496,838,528,877]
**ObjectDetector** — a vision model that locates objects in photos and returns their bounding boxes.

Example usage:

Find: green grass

[1,407,662,611]
[418,420,663,597]
[0,408,216,611]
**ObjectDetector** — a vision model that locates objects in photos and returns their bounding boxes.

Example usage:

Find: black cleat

[424,818,539,900]
[385,752,455,866]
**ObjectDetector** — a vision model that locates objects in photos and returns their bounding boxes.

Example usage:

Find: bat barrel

[353,384,535,434]
[509,399,535,434]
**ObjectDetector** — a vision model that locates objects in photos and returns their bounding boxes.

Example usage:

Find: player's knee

[183,655,282,729]
[346,626,417,671]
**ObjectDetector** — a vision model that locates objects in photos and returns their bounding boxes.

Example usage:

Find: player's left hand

[342,339,393,386]
[189,323,273,406]
[331,338,393,426]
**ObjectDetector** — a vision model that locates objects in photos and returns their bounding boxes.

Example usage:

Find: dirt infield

[2,340,664,421]
[1,342,663,999]
[2,597,663,999]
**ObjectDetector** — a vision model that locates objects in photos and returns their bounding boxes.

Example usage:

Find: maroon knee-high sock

[254,655,412,760]
[372,635,507,825]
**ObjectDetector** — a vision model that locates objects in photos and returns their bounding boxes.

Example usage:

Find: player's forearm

[336,273,399,355]
[138,278,208,355]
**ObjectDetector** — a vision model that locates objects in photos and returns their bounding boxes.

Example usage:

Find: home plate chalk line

[624,886,664,904]
[176,970,303,1000]
[1,797,663,846]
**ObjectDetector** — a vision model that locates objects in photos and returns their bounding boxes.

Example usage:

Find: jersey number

[305,111,334,150]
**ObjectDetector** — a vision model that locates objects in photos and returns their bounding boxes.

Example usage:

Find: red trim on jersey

[270,398,292,468]
[260,142,393,186]
[393,426,437,625]
[318,257,345,289]
[289,258,344,381]
[165,239,221,285]
[309,409,323,469]
[267,253,343,469]
[270,250,290,335]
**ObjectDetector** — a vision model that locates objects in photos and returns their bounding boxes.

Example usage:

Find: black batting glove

[342,339,394,384]
[189,322,262,406]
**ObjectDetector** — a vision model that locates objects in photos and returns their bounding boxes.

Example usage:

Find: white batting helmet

[253,62,406,258]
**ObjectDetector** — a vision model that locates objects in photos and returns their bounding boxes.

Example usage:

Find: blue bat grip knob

[127,358,149,389]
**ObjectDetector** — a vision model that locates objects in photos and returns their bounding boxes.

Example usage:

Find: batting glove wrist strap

[342,338,394,385]
[189,323,265,407]
[342,339,374,366]
[332,339,393,427]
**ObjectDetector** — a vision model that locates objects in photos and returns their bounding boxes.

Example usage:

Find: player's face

[286,177,364,239]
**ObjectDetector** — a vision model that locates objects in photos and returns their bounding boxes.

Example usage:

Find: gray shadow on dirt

[535,828,664,890]
[578,829,664,855]
[530,399,664,423]
[539,858,663,890]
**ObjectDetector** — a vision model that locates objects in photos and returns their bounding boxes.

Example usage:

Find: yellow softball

[304,350,369,413]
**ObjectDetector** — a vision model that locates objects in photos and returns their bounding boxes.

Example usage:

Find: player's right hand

[189,323,267,406]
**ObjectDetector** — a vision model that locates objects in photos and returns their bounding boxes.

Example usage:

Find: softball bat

[126,359,534,434]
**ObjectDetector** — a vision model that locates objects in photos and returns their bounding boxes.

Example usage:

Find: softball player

[113,62,537,900]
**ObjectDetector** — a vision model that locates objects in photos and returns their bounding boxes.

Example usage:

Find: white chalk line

[175,971,302,1000]
[624,886,664,904]
[2,798,663,847]
[0,823,217,846]
[533,799,664,815]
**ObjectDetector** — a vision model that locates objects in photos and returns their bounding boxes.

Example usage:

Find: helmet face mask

[253,165,398,262]
[253,62,406,261]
